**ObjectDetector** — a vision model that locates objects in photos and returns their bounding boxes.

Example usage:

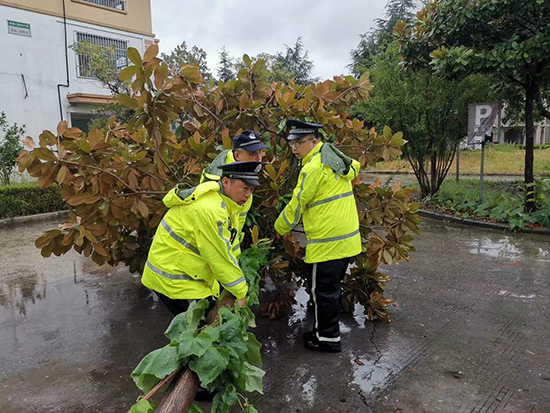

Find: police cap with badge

[219,161,263,186]
[286,119,323,141]
[233,130,268,151]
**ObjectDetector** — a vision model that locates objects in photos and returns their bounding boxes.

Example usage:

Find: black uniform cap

[219,161,263,186]
[233,130,268,151]
[286,119,323,141]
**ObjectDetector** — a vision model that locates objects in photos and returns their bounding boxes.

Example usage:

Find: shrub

[0,183,66,218]
[0,112,25,185]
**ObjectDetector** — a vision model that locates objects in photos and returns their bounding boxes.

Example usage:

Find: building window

[74,32,128,79]
[77,0,127,12]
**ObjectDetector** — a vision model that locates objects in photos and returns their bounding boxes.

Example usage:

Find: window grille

[75,32,128,79]
[79,0,127,12]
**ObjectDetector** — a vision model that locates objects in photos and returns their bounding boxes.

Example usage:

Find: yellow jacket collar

[302,141,323,165]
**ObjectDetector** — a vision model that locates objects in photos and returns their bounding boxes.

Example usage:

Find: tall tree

[161,41,213,81]
[233,38,318,83]
[349,0,417,76]
[352,45,494,196]
[395,0,550,212]
[217,46,235,83]
[270,37,318,84]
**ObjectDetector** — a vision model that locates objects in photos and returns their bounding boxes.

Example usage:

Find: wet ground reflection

[1,216,550,412]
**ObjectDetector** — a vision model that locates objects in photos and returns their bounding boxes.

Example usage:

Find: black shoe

[304,336,341,353]
[302,330,316,341]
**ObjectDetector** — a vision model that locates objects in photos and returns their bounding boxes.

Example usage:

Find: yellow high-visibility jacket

[198,149,249,232]
[142,181,249,300]
[200,149,236,183]
[274,142,362,263]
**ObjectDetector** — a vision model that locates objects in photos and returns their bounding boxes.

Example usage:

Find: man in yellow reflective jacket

[142,161,263,316]
[275,120,362,353]
[200,130,267,183]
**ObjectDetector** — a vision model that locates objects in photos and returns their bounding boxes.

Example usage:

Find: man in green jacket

[200,130,267,183]
[142,161,263,316]
[275,120,362,353]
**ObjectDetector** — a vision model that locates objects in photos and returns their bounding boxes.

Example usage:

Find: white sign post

[468,102,500,202]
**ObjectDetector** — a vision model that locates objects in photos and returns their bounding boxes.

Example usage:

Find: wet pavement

[1,218,550,412]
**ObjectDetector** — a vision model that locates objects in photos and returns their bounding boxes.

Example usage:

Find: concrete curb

[0,210,69,229]
[366,171,550,177]
[418,209,550,235]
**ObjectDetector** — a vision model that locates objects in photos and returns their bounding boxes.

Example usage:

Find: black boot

[304,335,341,353]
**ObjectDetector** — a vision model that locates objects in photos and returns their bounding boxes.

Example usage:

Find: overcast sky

[151,0,388,80]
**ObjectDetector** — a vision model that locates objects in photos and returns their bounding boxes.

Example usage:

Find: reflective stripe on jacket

[142,181,249,300]
[274,142,362,263]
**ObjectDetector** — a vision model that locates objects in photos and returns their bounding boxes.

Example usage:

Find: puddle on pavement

[466,236,522,259]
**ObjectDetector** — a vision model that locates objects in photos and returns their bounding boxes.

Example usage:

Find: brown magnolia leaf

[117,93,139,108]
[56,165,68,184]
[57,121,68,137]
[94,243,109,257]
[67,193,100,206]
[64,127,82,138]
[23,136,35,149]
[143,43,158,62]
[137,200,149,218]
[34,147,57,161]
[128,171,139,189]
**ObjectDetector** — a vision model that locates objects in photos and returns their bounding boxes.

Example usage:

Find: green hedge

[0,183,66,219]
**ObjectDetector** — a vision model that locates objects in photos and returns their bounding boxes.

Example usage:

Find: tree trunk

[155,291,235,413]
[155,370,200,413]
[430,152,437,195]
[524,81,536,213]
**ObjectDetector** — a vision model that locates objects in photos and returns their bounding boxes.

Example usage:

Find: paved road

[1,218,549,412]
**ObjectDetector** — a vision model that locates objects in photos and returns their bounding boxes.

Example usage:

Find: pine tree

[349,0,417,76]
[217,46,235,83]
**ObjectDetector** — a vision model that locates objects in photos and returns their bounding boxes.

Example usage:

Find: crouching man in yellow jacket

[142,161,263,316]
[275,120,362,353]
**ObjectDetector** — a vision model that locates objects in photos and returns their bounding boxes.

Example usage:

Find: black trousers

[310,258,349,343]
[155,291,215,317]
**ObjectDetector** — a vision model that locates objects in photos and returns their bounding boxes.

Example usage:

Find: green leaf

[189,405,204,413]
[127,47,142,66]
[188,346,230,386]
[237,361,265,394]
[177,326,220,359]
[119,65,139,81]
[186,299,210,330]
[212,383,237,413]
[131,345,179,393]
[130,398,156,413]
[164,299,209,342]
[117,93,139,108]
[246,405,259,413]
[218,308,248,358]
[243,332,262,367]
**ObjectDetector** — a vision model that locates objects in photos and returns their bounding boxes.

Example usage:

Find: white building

[0,0,155,139]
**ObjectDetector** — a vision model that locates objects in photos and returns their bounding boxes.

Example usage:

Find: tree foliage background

[351,45,494,196]
[19,44,420,322]
[394,0,550,211]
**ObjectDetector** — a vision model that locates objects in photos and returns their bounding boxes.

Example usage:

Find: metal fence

[75,32,128,79]
[79,0,127,11]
